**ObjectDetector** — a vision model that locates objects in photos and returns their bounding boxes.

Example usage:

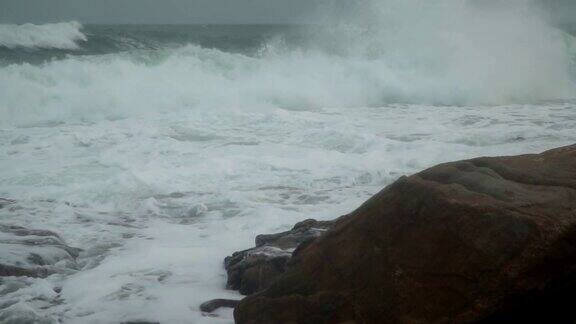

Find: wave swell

[0,21,86,50]
[0,1,575,126]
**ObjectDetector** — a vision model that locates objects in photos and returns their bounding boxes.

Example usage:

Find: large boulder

[235,144,576,323]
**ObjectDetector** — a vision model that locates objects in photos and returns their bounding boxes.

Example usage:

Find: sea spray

[310,0,576,103]
[0,3,574,128]
[0,21,86,49]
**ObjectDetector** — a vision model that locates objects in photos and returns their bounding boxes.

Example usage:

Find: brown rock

[200,299,240,312]
[224,219,334,295]
[235,144,576,324]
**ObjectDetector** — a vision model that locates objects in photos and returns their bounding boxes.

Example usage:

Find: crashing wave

[564,32,576,76]
[0,1,575,127]
[0,21,86,50]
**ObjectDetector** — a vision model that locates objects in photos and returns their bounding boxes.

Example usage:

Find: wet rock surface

[224,219,334,296]
[0,198,15,209]
[200,299,240,313]
[234,145,576,323]
[0,224,81,278]
[199,218,336,314]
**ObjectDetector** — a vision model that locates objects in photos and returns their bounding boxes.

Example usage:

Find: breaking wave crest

[0,1,575,127]
[0,21,86,49]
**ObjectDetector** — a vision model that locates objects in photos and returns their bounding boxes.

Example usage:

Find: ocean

[1,9,576,324]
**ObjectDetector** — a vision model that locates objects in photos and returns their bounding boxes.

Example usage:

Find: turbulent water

[1,1,576,323]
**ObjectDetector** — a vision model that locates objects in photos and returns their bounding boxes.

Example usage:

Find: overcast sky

[0,0,322,24]
[0,0,575,24]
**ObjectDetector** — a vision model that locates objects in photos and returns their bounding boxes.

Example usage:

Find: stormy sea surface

[1,5,576,323]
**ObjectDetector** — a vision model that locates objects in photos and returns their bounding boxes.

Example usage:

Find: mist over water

[0,1,575,323]
[0,21,86,50]
[0,0,575,128]
[318,0,576,102]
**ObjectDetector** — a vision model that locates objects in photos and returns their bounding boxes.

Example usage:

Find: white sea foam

[1,103,575,323]
[0,21,86,50]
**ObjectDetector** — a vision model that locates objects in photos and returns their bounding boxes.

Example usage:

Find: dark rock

[0,263,48,278]
[254,219,334,249]
[224,219,334,295]
[0,224,81,278]
[0,198,15,209]
[235,145,576,324]
[200,299,240,312]
[0,224,62,238]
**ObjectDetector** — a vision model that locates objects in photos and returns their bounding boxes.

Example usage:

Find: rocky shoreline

[205,144,576,323]
[2,145,576,323]
[0,223,81,278]
[224,218,336,296]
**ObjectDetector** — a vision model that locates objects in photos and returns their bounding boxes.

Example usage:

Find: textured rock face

[0,198,16,209]
[200,299,240,313]
[0,224,81,278]
[235,145,576,324]
[224,219,334,295]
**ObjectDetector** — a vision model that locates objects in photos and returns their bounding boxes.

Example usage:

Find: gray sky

[0,0,574,24]
[545,0,576,24]
[0,0,322,24]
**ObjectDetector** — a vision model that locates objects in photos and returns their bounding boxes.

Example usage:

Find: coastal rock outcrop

[201,219,335,313]
[224,219,334,295]
[234,145,576,323]
[0,224,81,278]
[0,198,16,209]
[200,299,240,313]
